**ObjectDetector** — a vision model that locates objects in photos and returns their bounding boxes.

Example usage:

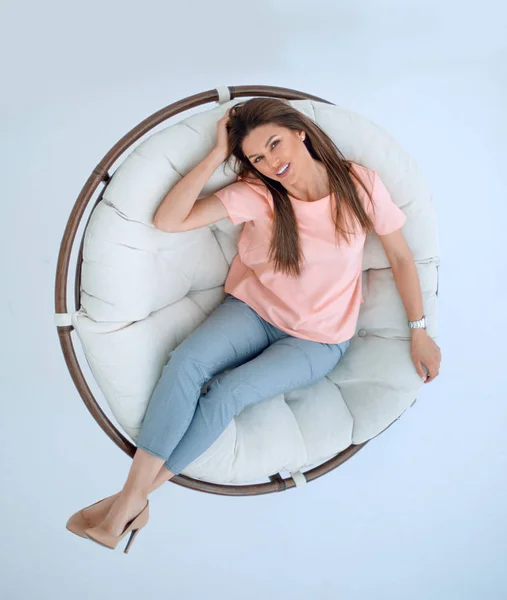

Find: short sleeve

[213,179,269,225]
[367,171,407,235]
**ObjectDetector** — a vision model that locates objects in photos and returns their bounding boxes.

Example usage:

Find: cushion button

[358,329,367,337]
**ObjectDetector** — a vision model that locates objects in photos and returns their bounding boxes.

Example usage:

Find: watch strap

[408,316,426,329]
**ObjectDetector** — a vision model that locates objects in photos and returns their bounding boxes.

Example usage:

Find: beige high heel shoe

[84,500,150,554]
[66,494,119,539]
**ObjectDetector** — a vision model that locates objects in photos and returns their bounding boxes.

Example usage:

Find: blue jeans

[136,294,351,475]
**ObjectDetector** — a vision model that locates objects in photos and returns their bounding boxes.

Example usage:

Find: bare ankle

[120,486,148,502]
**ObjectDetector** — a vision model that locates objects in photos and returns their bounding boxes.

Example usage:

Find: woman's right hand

[214,108,231,161]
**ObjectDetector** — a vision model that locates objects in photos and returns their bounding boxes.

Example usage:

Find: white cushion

[72,98,439,484]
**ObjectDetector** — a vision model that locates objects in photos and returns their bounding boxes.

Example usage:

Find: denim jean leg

[164,334,349,475]
[135,295,272,463]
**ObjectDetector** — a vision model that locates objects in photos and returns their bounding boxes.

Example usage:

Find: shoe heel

[124,528,141,554]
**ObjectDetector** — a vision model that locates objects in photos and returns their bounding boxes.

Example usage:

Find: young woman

[67,98,441,552]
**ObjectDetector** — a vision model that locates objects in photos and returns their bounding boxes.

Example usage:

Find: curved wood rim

[54,84,369,496]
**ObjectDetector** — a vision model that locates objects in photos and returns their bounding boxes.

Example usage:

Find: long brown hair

[224,98,376,278]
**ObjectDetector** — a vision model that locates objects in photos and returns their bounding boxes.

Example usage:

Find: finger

[417,371,425,380]
[415,361,426,379]
[425,370,439,383]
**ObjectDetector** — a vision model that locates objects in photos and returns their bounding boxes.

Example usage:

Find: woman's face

[241,124,306,182]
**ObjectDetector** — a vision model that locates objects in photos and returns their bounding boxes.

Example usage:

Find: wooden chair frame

[54,85,368,497]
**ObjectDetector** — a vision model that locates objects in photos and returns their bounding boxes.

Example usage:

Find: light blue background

[2,0,506,598]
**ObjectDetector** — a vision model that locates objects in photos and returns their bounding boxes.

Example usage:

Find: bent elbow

[153,214,172,232]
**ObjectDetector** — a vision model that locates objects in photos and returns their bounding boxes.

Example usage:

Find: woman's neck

[283,159,330,202]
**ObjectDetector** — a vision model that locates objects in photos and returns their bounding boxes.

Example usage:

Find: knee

[168,340,198,364]
[161,346,207,387]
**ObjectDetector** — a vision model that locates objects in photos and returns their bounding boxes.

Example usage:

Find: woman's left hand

[411,331,441,384]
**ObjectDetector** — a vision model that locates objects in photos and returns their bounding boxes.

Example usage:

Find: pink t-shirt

[213,163,406,344]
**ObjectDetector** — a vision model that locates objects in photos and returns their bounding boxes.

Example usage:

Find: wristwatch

[408,316,427,329]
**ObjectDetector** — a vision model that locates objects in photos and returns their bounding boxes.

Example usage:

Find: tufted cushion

[72,99,439,484]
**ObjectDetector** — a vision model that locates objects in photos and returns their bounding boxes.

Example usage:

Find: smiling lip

[276,163,291,178]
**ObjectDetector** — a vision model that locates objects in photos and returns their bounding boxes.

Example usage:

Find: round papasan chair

[54,85,440,496]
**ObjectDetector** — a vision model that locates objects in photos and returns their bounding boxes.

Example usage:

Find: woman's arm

[379,229,442,384]
[153,149,225,230]
[154,110,231,229]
